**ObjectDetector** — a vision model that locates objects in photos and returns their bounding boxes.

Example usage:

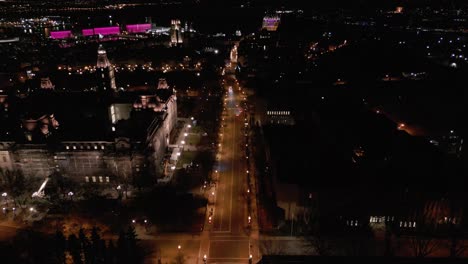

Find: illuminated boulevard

[199,61,260,264]
[140,51,259,264]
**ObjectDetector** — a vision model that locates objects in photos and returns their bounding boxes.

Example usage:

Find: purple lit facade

[50,30,73,39]
[94,27,121,36]
[262,16,280,31]
[126,24,151,33]
[82,29,94,36]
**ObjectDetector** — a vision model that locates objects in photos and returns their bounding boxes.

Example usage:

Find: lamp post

[68,191,74,201]
[1,192,7,207]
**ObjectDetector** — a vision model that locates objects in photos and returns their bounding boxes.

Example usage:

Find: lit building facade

[262,15,281,31]
[170,19,183,46]
[96,45,116,91]
[0,79,177,186]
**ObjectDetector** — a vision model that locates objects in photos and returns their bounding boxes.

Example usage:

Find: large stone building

[0,78,177,186]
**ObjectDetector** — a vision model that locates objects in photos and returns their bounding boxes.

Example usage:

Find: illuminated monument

[96,45,116,91]
[170,19,183,46]
[262,15,281,31]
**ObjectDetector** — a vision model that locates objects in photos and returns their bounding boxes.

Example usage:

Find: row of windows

[270,120,293,124]
[267,111,290,116]
[85,176,110,183]
[65,145,106,150]
[370,216,395,223]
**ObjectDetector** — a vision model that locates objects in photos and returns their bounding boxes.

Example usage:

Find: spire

[96,45,116,91]
[97,45,111,68]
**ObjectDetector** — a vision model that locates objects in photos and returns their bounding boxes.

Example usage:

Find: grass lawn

[177,151,197,168]
[186,134,202,145]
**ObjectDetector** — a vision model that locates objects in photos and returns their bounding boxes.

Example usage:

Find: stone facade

[0,86,177,186]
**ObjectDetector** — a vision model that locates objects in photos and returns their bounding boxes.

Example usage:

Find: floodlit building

[170,19,183,46]
[96,45,116,91]
[262,15,281,31]
[0,78,177,185]
[40,77,55,90]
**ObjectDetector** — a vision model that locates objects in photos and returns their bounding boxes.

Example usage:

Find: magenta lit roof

[82,29,94,36]
[50,30,72,39]
[126,24,151,33]
[94,26,120,36]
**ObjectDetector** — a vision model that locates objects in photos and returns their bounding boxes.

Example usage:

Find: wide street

[143,48,259,264]
[202,68,258,264]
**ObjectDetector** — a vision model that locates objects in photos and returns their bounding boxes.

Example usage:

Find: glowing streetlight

[178,245,181,250]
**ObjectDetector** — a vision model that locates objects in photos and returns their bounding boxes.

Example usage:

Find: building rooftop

[0,87,174,144]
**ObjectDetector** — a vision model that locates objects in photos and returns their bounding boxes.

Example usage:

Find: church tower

[96,45,116,92]
[170,19,183,47]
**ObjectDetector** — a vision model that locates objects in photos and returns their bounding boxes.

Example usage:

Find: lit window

[106,176,110,183]
[99,176,103,183]
[85,176,89,182]
[101,145,105,150]
[94,145,98,150]
[92,176,96,182]
[66,146,70,150]
[73,146,76,150]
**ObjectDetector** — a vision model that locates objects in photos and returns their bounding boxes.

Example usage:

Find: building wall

[0,150,13,171]
[0,96,177,183]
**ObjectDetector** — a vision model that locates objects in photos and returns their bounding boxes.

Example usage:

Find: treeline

[0,226,145,264]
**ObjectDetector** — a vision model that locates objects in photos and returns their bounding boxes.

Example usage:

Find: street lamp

[249,254,253,264]
[203,254,207,263]
[1,192,7,207]
[132,219,136,224]
[68,191,74,200]
[178,245,181,250]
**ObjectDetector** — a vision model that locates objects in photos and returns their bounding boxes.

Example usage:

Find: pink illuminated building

[50,30,73,39]
[82,29,94,36]
[94,27,120,36]
[126,24,151,33]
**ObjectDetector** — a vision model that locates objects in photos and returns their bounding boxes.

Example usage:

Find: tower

[40,77,55,90]
[170,19,183,46]
[96,45,116,91]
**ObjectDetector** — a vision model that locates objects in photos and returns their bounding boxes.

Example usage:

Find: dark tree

[79,228,91,264]
[106,240,116,264]
[91,226,104,264]
[68,234,83,264]
[116,229,128,264]
[126,225,142,263]
[54,230,67,264]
